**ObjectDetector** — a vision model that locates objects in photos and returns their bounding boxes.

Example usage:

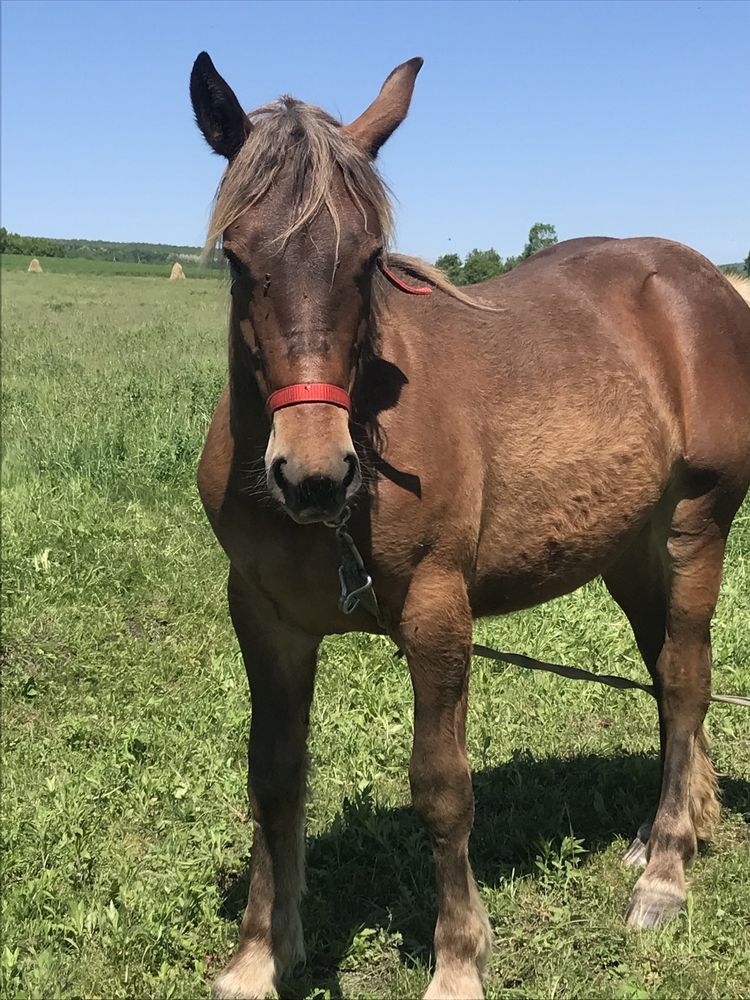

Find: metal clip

[337,566,375,615]
[325,505,383,622]
[324,506,351,531]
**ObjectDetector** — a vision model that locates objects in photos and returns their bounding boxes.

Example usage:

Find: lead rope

[325,506,750,709]
[471,644,750,708]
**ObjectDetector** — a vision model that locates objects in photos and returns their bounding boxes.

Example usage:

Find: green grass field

[2,260,749,1000]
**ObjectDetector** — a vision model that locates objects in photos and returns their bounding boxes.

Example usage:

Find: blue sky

[2,0,748,263]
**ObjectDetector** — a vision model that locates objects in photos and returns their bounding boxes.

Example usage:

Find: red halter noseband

[266,383,352,416]
[266,261,432,417]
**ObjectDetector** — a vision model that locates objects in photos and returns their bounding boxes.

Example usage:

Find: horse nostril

[296,475,338,511]
[272,457,288,493]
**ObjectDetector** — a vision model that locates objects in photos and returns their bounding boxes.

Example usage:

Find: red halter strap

[377,258,433,295]
[266,382,352,416]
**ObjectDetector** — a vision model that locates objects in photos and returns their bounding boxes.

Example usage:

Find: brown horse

[190,52,750,1000]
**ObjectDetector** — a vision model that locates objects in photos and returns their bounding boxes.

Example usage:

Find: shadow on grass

[218,751,750,998]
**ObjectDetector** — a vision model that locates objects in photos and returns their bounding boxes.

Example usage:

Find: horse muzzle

[269,453,361,523]
[264,392,361,522]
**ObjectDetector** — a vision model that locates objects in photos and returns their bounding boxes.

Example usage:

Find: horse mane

[724,271,750,305]
[206,97,493,310]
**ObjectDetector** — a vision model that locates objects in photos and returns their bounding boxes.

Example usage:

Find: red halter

[377,258,433,295]
[266,383,352,416]
[266,261,431,417]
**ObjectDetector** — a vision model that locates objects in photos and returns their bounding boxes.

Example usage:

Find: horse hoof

[625,884,684,929]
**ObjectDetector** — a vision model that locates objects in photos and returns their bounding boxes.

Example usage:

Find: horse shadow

[218,751,750,998]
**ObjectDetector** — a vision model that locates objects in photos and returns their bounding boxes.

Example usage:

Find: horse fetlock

[431,889,492,998]
[650,820,698,866]
[213,910,304,1000]
[424,961,485,1000]
[211,939,278,999]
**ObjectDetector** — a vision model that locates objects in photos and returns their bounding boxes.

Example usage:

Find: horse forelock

[205,97,496,312]
[205,98,394,251]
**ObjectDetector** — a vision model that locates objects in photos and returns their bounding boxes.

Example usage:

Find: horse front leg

[213,568,319,1000]
[400,565,492,1000]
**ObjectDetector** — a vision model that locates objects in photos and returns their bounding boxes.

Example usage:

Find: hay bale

[169,262,186,281]
[28,258,43,273]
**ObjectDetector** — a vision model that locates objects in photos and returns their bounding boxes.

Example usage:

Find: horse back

[468,236,750,475]
[373,237,750,612]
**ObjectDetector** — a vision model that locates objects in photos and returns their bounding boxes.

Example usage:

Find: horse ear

[190,52,251,160]
[344,57,423,158]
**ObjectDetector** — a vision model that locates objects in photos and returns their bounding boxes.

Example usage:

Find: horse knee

[410,753,474,843]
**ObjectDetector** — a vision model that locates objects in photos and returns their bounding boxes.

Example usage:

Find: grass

[2,260,749,1000]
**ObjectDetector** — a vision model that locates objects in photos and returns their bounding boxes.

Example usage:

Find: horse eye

[224,249,247,277]
[365,248,383,272]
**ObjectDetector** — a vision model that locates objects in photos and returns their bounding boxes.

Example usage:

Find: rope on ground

[471,643,750,708]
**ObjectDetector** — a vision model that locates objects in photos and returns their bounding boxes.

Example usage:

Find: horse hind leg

[603,496,725,928]
[626,498,725,930]
[604,523,670,868]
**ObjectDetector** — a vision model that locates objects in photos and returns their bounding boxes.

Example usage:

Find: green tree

[500,254,522,274]
[462,248,503,285]
[745,250,749,276]
[435,253,463,284]
[522,223,558,259]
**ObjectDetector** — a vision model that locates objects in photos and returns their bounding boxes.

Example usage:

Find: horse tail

[724,271,750,306]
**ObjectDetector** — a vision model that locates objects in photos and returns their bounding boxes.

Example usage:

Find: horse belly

[470,436,671,615]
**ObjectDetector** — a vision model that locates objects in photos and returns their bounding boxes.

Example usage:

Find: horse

[189,52,750,1000]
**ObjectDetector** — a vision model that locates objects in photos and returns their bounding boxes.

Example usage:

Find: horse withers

[190,52,750,1000]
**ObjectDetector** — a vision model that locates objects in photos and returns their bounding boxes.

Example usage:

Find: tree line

[435,223,559,285]
[437,225,750,284]
[0,228,209,265]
